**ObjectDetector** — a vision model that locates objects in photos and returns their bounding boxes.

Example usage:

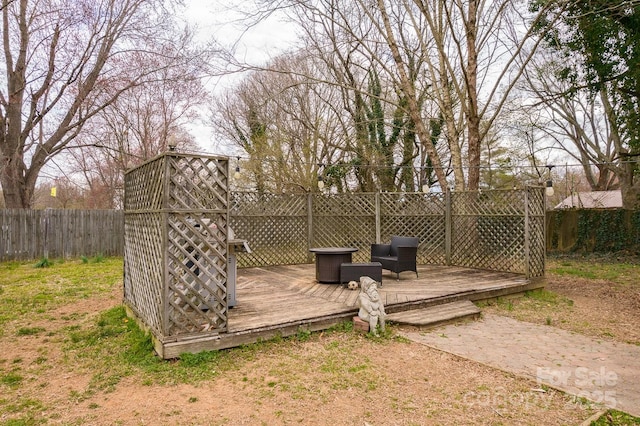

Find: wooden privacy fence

[547,208,640,253]
[0,209,124,261]
[231,188,546,279]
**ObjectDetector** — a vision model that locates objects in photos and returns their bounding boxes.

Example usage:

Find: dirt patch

[1,276,633,425]
[483,275,640,345]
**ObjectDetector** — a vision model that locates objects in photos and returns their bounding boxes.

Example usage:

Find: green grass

[2,255,639,425]
[34,257,52,268]
[0,371,23,388]
[548,258,639,287]
[15,327,46,336]
[49,266,397,394]
[61,303,393,393]
[590,409,640,425]
[0,397,46,425]
[0,257,122,329]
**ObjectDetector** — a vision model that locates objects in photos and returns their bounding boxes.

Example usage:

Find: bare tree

[521,49,624,193]
[233,0,563,192]
[214,52,349,192]
[0,0,204,208]
[63,44,208,208]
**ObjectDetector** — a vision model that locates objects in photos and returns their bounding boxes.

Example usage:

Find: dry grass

[1,256,638,425]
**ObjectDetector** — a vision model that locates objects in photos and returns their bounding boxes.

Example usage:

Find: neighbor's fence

[547,209,640,253]
[231,188,545,278]
[0,209,124,261]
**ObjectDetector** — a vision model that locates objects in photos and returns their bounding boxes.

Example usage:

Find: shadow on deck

[159,264,544,358]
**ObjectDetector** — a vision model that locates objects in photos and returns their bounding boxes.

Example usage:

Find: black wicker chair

[370,236,419,280]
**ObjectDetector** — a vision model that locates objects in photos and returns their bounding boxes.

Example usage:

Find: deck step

[386,300,481,329]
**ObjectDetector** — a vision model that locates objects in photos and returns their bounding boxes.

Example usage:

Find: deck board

[153,264,545,358]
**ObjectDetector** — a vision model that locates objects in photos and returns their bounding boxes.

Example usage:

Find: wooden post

[307,193,314,263]
[375,192,381,244]
[42,209,49,260]
[445,189,452,265]
[161,154,171,337]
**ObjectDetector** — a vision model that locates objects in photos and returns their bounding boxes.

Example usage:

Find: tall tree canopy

[0,0,203,208]
[218,0,558,193]
[532,0,640,207]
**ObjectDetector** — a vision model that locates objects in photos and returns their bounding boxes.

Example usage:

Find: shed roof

[554,190,622,209]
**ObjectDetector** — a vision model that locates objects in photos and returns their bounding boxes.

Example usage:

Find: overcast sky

[179,1,298,153]
[182,1,298,66]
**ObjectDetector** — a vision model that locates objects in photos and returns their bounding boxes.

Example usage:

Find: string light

[234,156,241,179]
[545,165,555,197]
[213,154,636,172]
[317,163,325,190]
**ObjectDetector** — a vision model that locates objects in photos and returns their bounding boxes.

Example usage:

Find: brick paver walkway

[402,314,640,417]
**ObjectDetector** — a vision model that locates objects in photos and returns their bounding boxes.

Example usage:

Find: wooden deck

[157,264,544,358]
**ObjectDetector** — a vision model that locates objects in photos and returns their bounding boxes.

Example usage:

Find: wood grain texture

[149,263,544,358]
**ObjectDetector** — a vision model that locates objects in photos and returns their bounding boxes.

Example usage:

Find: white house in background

[555,190,623,209]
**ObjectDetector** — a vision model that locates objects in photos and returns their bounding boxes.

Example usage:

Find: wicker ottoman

[340,262,383,286]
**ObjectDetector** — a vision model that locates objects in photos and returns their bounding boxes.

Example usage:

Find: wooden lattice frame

[124,153,230,343]
[312,193,376,263]
[230,192,308,266]
[231,189,545,278]
[379,192,446,265]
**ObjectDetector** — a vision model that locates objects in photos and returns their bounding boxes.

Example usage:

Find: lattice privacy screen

[230,192,308,266]
[450,190,528,273]
[312,193,376,263]
[231,189,545,278]
[124,154,229,342]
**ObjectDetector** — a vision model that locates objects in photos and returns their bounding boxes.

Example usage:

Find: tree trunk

[619,160,640,209]
[465,0,480,191]
[375,0,448,190]
[0,154,28,208]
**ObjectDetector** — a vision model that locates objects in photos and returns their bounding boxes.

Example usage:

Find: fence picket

[0,209,124,261]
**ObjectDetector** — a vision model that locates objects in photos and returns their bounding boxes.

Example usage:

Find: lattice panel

[527,187,546,217]
[451,216,526,273]
[168,155,229,212]
[379,193,447,264]
[228,188,545,278]
[452,190,527,216]
[528,215,546,277]
[527,187,546,277]
[313,194,376,263]
[233,216,308,267]
[231,192,307,216]
[379,192,446,216]
[231,192,308,266]
[166,213,228,335]
[124,153,230,343]
[380,215,446,264]
[123,213,164,336]
[314,193,376,216]
[124,157,165,211]
[313,216,376,263]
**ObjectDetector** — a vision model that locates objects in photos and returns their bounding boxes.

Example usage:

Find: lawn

[0,255,638,425]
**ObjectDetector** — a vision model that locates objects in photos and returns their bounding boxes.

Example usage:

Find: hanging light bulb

[545,179,554,197]
[545,165,555,197]
[234,157,241,179]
